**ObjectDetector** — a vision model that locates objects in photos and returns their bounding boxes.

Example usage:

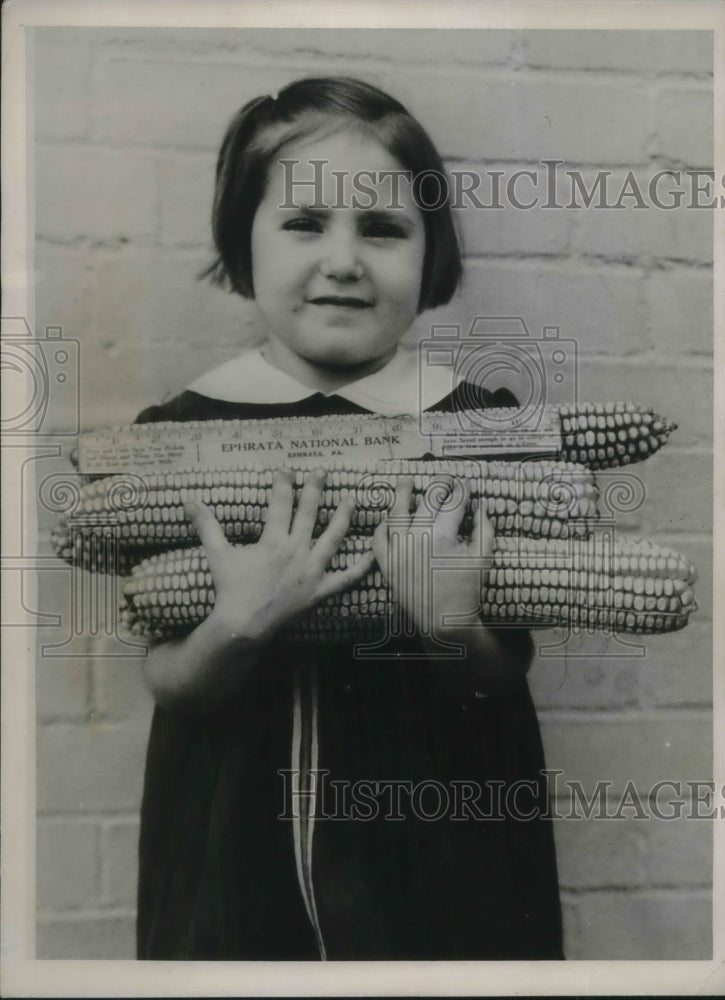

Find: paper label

[77,409,563,475]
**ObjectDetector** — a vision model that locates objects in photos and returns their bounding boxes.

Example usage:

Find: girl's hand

[372,476,494,639]
[185,469,374,645]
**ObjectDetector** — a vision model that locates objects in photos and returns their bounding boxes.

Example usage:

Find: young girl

[133,77,563,961]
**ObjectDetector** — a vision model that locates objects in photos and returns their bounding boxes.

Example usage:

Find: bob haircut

[201,76,463,312]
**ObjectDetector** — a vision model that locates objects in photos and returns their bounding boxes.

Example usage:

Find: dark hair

[200,76,462,312]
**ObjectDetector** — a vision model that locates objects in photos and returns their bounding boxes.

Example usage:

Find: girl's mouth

[308,296,372,309]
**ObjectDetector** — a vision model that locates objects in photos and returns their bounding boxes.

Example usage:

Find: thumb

[371,511,389,568]
[184,499,229,573]
[470,499,495,564]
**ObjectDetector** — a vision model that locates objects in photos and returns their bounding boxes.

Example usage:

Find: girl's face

[250,130,425,377]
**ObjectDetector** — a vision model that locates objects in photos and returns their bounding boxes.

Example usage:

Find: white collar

[187,347,458,416]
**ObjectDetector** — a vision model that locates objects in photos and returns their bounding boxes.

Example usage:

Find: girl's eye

[361,220,406,240]
[282,217,323,234]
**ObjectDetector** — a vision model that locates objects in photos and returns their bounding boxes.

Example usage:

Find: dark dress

[134,382,564,961]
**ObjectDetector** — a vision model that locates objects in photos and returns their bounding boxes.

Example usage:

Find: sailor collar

[187,347,459,416]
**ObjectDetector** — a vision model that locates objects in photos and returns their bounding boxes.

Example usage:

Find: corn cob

[51,458,599,572]
[120,534,697,642]
[555,402,676,470]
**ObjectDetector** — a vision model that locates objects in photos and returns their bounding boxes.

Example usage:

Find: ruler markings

[77,410,562,475]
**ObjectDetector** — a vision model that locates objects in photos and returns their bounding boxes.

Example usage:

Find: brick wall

[33,27,713,959]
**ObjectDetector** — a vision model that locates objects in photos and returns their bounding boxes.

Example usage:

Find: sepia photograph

[1,0,721,995]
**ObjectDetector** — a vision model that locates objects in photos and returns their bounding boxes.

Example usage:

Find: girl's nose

[319,235,364,281]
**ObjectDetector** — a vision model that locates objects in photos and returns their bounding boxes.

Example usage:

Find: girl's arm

[418,611,534,697]
[143,470,374,712]
[141,614,265,713]
[372,477,532,695]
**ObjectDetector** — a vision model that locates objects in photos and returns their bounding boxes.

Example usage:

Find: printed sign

[77,410,563,475]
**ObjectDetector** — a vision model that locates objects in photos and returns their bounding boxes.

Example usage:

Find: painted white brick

[92,653,154,722]
[426,259,648,363]
[35,243,93,337]
[639,621,712,709]
[37,721,148,815]
[518,31,713,76]
[33,564,98,660]
[640,815,712,887]
[74,247,258,422]
[101,821,139,907]
[37,819,99,910]
[540,714,712,795]
[37,657,89,722]
[25,246,90,436]
[143,253,263,368]
[646,203,713,265]
[573,890,711,959]
[77,245,161,419]
[158,153,216,247]
[392,75,650,164]
[528,629,641,711]
[87,631,151,666]
[655,89,713,168]
[647,269,713,357]
[37,915,135,959]
[35,36,93,140]
[93,58,293,148]
[235,27,516,66]
[553,815,641,889]
[577,360,712,448]
[457,163,573,256]
[59,25,513,67]
[36,146,157,242]
[641,450,711,536]
[572,170,713,264]
[34,562,125,652]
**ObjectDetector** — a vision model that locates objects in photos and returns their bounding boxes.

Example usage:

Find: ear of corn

[120,534,697,642]
[61,404,688,642]
[51,458,599,572]
[555,401,676,469]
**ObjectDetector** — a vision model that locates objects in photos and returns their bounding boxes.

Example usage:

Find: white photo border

[2,0,723,996]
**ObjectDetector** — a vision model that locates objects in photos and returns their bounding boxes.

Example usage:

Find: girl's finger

[470,497,496,562]
[428,477,470,541]
[411,475,455,528]
[262,470,295,543]
[389,476,414,524]
[184,500,229,573]
[315,550,376,602]
[371,513,388,561]
[290,469,327,543]
[310,492,357,567]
